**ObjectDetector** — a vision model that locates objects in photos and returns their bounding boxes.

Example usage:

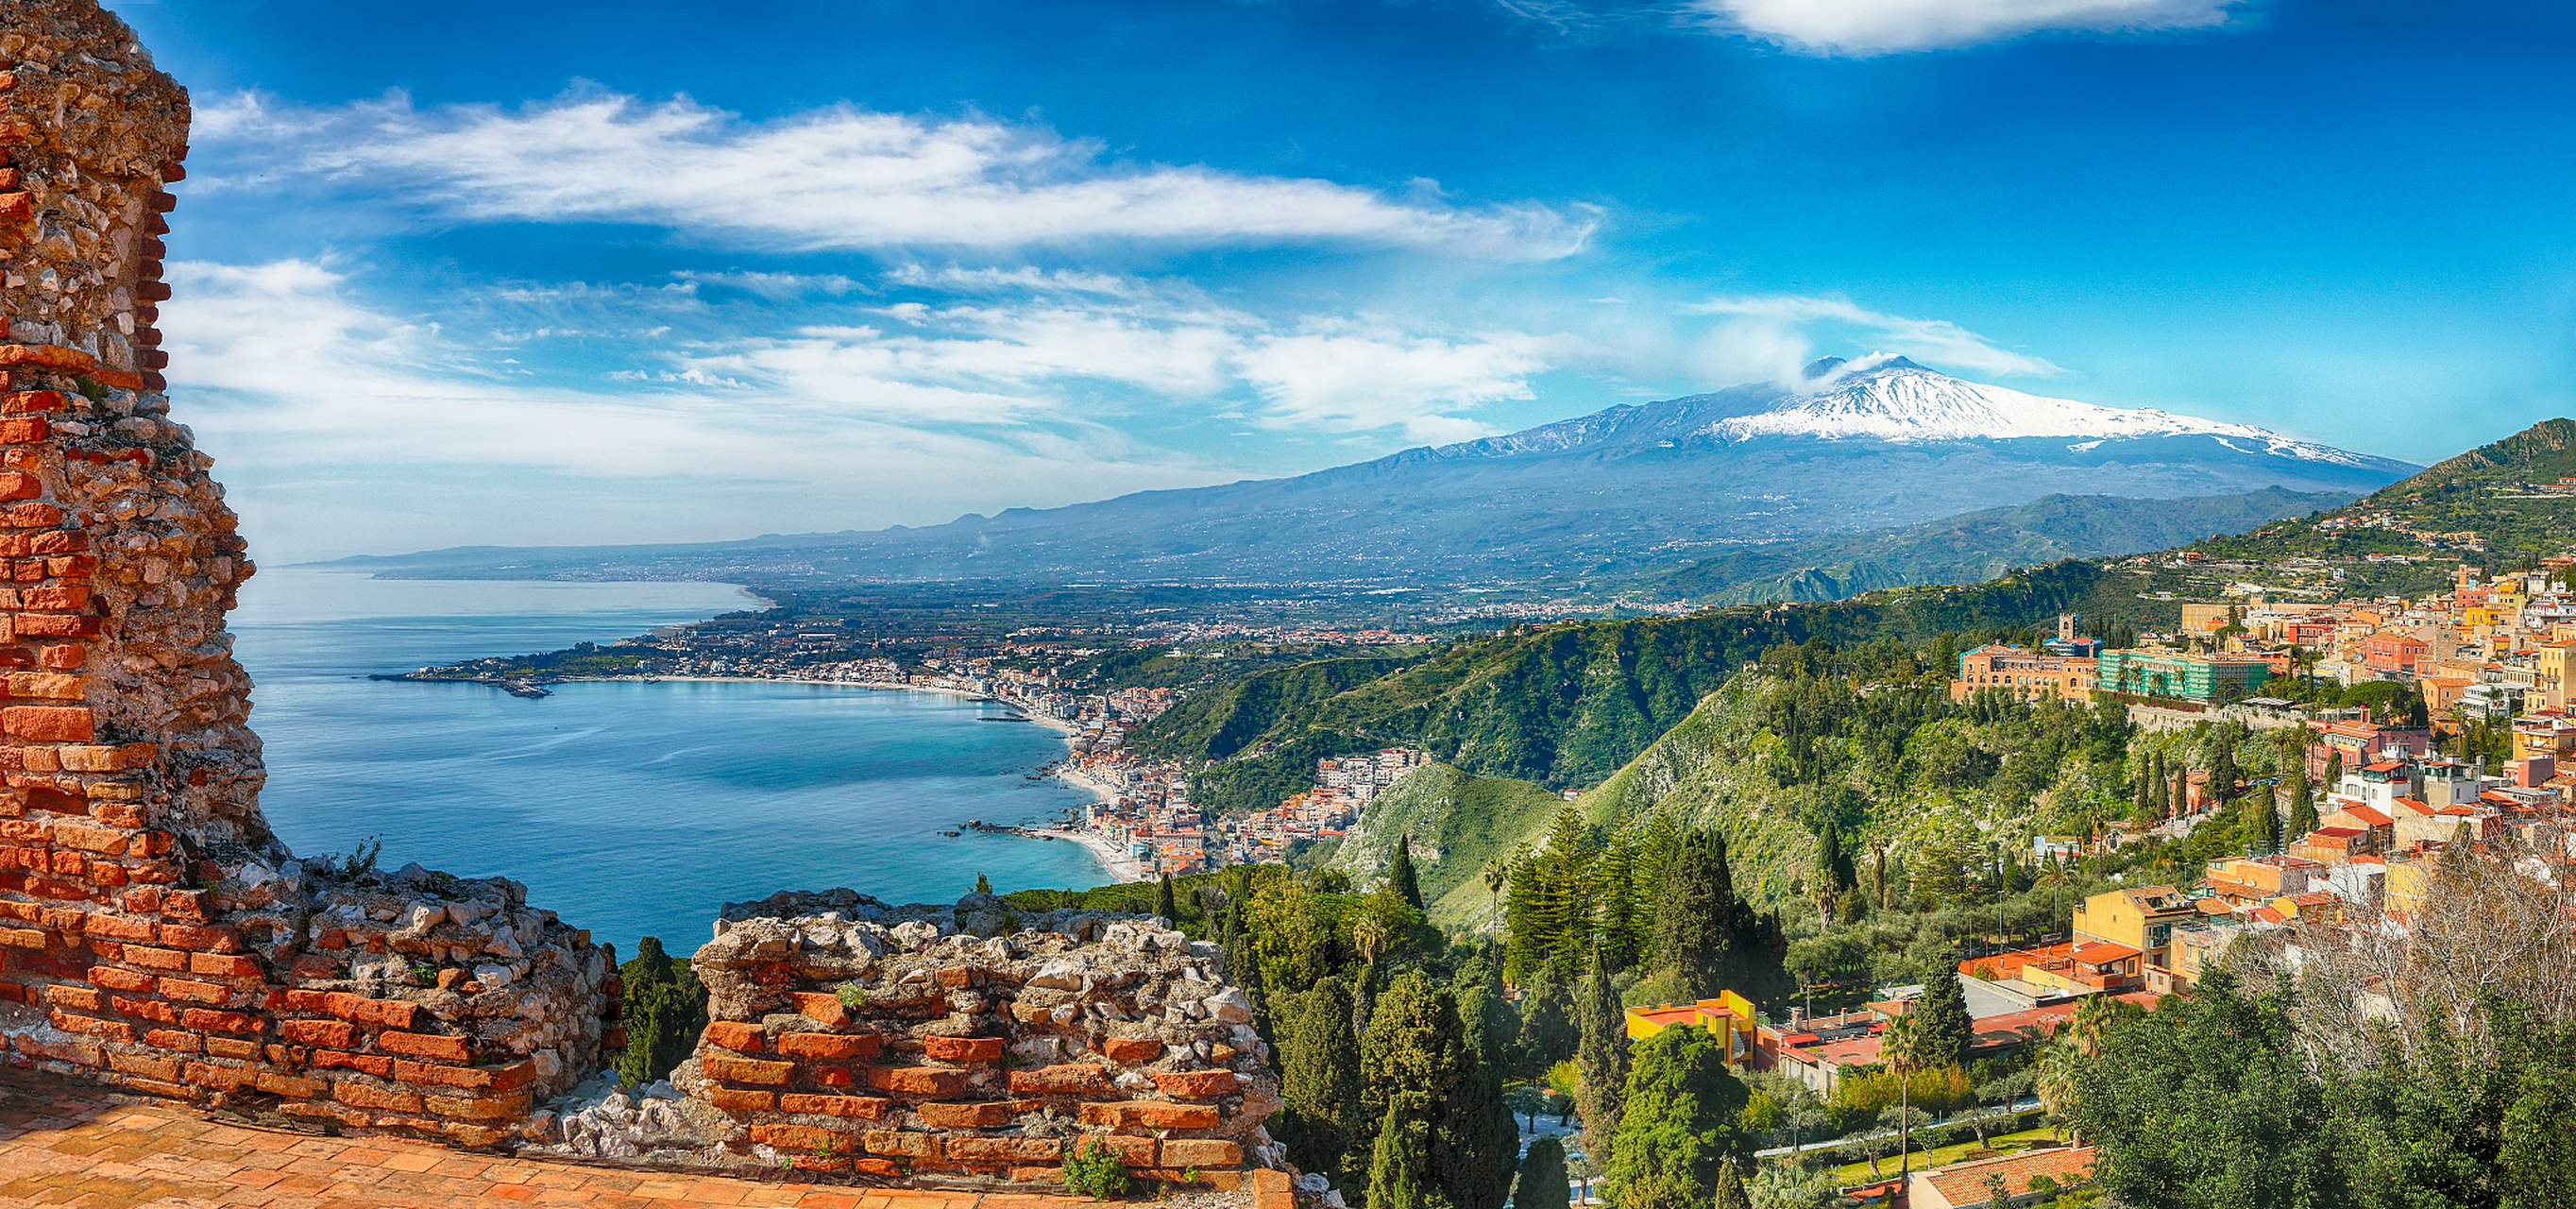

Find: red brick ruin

[0,2,1278,1188]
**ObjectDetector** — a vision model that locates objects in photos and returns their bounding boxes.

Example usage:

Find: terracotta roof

[2337,804,2394,826]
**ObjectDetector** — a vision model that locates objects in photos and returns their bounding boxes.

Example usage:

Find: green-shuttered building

[2096,650,2276,705]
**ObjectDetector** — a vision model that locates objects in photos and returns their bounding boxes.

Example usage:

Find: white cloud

[1235,328,1562,443]
[1685,294,2062,383]
[160,260,1247,559]
[195,92,1595,258]
[1692,0,2236,55]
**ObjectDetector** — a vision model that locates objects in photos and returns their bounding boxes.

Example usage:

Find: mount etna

[341,356,2415,594]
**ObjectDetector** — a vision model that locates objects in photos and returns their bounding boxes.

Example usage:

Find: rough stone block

[862,1129,939,1158]
[946,1136,1065,1165]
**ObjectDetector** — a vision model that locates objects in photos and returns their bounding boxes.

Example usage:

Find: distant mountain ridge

[334,360,2415,587]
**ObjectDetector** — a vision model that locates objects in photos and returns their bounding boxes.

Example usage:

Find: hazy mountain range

[337,356,2415,592]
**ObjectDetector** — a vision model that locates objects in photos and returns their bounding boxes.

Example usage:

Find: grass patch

[1826,1124,2061,1186]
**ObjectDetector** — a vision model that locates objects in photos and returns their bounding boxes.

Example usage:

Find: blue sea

[228,569,1111,958]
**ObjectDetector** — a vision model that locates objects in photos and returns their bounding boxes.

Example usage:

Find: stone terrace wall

[0,0,619,1149]
[661,890,1282,1187]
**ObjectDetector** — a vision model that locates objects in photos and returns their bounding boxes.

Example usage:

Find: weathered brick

[707,1087,776,1113]
[40,983,104,1012]
[182,1061,253,1088]
[156,977,228,1004]
[921,1035,1004,1063]
[82,914,154,942]
[916,1100,1020,1128]
[204,1036,262,1061]
[156,923,242,952]
[1076,1132,1157,1166]
[281,1018,358,1048]
[331,1080,425,1113]
[142,1029,203,1054]
[779,1092,890,1119]
[117,945,185,971]
[1159,1138,1244,1167]
[1100,1036,1164,1064]
[2,706,91,741]
[1009,1064,1116,1096]
[752,1123,856,1153]
[789,990,851,1027]
[945,1136,1064,1164]
[48,1010,134,1041]
[778,1031,881,1061]
[178,1007,261,1033]
[863,1129,939,1158]
[311,1050,394,1077]
[704,1054,797,1085]
[390,1058,535,1091]
[44,821,124,855]
[188,952,261,979]
[866,1065,969,1097]
[703,1020,763,1052]
[423,1090,530,1120]
[1080,1099,1221,1129]
[377,1030,470,1062]
[1150,1070,1245,1098]
[256,1070,328,1098]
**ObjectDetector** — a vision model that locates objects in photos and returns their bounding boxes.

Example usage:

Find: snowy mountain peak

[1706,357,2370,467]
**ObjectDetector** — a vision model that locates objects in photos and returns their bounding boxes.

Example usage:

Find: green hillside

[1654,486,2350,605]
[1127,656,1418,761]
[1315,763,1568,930]
[1175,556,2202,813]
[2195,417,2576,565]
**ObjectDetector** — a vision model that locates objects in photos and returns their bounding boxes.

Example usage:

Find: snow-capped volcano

[1705,355,2373,467]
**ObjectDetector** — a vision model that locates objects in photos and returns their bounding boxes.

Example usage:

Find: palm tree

[2033,1038,2080,1143]
[1351,916,1392,969]
[1882,1010,1920,1178]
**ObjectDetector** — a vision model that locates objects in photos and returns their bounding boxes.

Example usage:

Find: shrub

[1063,1136,1131,1200]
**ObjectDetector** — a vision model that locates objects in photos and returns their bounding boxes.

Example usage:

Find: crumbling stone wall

[614,890,1283,1187]
[0,0,615,1147]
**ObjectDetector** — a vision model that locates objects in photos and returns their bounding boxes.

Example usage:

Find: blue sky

[110,0,2576,560]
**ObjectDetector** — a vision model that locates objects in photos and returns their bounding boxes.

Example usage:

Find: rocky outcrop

[586,890,1282,1188]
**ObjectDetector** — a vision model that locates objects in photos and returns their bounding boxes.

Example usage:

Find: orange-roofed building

[1624,990,1758,1064]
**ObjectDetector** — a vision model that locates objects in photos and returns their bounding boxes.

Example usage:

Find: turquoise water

[228,569,1110,958]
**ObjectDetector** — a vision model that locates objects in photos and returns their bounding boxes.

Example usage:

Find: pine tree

[1279,977,1363,1186]
[1391,834,1425,911]
[1155,873,1178,924]
[1574,951,1628,1176]
[1511,1136,1571,1209]
[974,872,992,894]
[1652,829,1734,1000]
[1593,831,1644,971]
[1602,1025,1751,1209]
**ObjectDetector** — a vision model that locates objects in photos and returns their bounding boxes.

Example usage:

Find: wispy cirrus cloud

[1684,294,2061,383]
[194,92,1597,259]
[1691,0,2240,55]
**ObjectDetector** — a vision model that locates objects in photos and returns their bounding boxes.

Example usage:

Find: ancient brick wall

[649,890,1281,1187]
[0,0,616,1148]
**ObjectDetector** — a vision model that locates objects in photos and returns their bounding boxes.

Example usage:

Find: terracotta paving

[0,1070,1124,1209]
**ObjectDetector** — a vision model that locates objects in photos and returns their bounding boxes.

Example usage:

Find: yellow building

[2072,885,2199,972]
[2539,640,2573,712]
[2384,854,2434,919]
[1624,991,1758,1064]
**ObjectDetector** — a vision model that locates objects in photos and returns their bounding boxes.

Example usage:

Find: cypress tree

[1511,1136,1571,1209]
[1279,977,1363,1186]
[1366,1111,1434,1209]
[1651,829,1733,1000]
[2172,765,2189,819]
[1360,972,1469,1202]
[1574,951,1628,1176]
[2287,765,2320,838]
[1155,873,1178,924]
[1390,834,1425,911]
[2242,790,2279,854]
[616,937,707,1087]
[1712,1165,1753,1209]
[1443,972,1521,1209]
[1901,955,1973,1072]
[1517,967,1578,1075]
